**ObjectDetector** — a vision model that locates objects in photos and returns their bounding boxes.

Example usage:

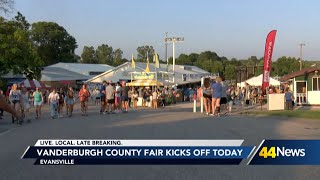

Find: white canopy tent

[236,82,246,88]
[245,74,280,86]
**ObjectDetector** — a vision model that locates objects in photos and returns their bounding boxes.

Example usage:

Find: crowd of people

[0,80,187,124]
[0,77,296,124]
[201,77,295,116]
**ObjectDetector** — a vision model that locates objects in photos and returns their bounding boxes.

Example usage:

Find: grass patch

[248,110,320,120]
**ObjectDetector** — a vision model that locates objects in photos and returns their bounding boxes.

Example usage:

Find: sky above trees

[10,0,320,61]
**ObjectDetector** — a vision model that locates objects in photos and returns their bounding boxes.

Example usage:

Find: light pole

[165,32,168,66]
[299,43,306,70]
[165,37,184,84]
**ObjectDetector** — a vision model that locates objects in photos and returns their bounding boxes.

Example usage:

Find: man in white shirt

[48,89,59,119]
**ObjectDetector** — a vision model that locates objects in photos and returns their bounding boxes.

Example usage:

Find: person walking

[65,86,75,117]
[220,77,228,115]
[100,80,107,114]
[21,87,31,122]
[285,87,294,110]
[128,87,133,108]
[79,84,90,116]
[57,88,65,118]
[121,81,129,112]
[152,89,158,109]
[105,80,115,114]
[33,88,43,119]
[48,88,59,119]
[211,77,222,116]
[9,84,23,123]
[202,83,212,115]
[132,90,138,108]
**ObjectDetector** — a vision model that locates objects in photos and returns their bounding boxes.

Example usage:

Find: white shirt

[115,85,121,98]
[48,92,59,104]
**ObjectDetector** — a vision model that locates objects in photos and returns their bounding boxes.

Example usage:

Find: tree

[0,0,14,14]
[274,56,299,76]
[211,61,224,74]
[14,11,30,30]
[136,45,154,62]
[224,64,236,80]
[80,46,97,64]
[31,21,78,65]
[96,44,113,64]
[0,13,43,79]
[188,53,199,65]
[176,53,192,65]
[112,48,125,66]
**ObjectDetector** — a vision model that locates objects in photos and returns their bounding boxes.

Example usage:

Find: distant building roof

[47,62,114,78]
[41,67,89,81]
[280,65,320,82]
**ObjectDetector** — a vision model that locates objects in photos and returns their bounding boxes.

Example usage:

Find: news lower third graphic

[21,140,320,165]
[21,140,253,165]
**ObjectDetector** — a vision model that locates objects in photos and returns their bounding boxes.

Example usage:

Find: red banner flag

[262,30,277,92]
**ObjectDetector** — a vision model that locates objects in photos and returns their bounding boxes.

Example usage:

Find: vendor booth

[126,79,163,107]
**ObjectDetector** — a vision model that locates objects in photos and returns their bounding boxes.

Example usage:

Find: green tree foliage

[136,45,154,62]
[112,48,126,66]
[0,13,43,79]
[274,56,300,76]
[96,44,113,64]
[176,53,192,65]
[80,44,126,66]
[80,46,97,64]
[224,64,236,80]
[31,21,78,65]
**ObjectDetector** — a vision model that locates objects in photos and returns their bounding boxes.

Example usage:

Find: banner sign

[262,30,277,91]
[133,72,155,80]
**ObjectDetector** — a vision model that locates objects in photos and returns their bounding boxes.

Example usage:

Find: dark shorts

[220,97,227,104]
[101,96,106,102]
[203,93,212,99]
[107,99,115,104]
[121,96,128,102]
[12,100,20,104]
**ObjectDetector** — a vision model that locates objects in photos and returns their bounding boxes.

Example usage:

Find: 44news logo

[247,140,320,165]
[258,146,305,158]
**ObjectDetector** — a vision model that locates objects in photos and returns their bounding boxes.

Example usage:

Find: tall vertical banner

[262,30,277,91]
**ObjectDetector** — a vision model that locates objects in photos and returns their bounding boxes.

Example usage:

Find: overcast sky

[12,0,320,61]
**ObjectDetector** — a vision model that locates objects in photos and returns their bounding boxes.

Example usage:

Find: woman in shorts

[202,85,212,115]
[79,84,90,116]
[21,87,31,122]
[65,86,75,117]
[9,84,22,123]
[33,88,43,119]
[211,77,222,116]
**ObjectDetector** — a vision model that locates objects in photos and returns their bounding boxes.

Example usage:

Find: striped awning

[126,79,163,87]
[19,79,50,89]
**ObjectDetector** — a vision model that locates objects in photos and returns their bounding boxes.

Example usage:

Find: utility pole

[299,43,306,70]
[165,32,168,65]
